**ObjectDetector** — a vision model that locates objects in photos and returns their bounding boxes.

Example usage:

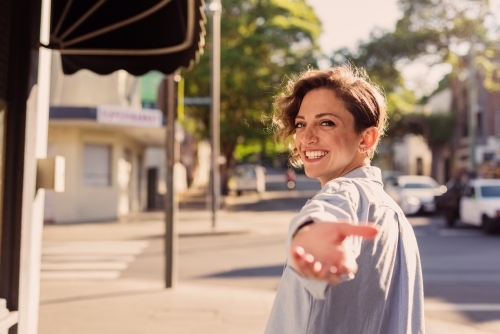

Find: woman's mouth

[304,150,329,161]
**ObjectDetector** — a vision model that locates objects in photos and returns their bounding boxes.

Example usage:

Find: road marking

[41,240,149,280]
[438,229,482,237]
[41,261,129,270]
[40,271,121,280]
[426,303,500,311]
[42,254,136,262]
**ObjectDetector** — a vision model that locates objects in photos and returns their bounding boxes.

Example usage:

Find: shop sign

[97,105,162,128]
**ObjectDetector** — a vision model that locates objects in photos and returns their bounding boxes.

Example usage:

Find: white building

[45,52,170,224]
[392,134,433,176]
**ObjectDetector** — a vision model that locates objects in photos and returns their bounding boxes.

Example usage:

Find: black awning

[47,0,206,75]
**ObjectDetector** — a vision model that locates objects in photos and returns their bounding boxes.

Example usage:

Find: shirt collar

[340,166,383,186]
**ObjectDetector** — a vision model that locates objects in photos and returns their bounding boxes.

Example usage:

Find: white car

[459,179,500,234]
[228,164,266,196]
[384,175,446,215]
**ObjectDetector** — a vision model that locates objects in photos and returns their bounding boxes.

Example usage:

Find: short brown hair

[273,65,388,167]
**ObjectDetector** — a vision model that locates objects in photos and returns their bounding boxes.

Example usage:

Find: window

[481,186,500,198]
[403,183,434,189]
[83,144,111,186]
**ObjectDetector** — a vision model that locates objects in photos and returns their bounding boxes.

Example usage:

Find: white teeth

[305,151,327,159]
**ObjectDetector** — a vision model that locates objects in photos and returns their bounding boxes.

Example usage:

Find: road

[177,169,500,333]
[41,168,500,333]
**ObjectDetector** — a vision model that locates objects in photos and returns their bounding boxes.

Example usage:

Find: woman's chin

[303,167,320,179]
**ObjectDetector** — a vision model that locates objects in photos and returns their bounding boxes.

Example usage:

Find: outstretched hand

[290,222,378,285]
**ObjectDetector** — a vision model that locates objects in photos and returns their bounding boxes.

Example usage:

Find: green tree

[332,0,498,176]
[334,0,495,92]
[182,0,321,190]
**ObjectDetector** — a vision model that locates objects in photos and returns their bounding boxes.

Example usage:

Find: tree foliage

[333,0,498,136]
[182,0,321,171]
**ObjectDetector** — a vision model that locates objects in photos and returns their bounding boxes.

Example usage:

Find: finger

[337,223,379,239]
[293,250,317,277]
[326,267,341,285]
[315,264,337,281]
[337,258,358,277]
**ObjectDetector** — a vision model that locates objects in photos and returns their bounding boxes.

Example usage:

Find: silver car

[228,164,266,196]
[384,175,446,215]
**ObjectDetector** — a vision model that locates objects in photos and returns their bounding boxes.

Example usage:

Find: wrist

[293,221,313,239]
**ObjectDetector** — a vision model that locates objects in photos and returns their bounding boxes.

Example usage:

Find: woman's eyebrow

[295,113,341,120]
[315,112,341,120]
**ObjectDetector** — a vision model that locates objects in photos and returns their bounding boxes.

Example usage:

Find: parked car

[457,179,500,234]
[384,175,446,215]
[228,164,266,196]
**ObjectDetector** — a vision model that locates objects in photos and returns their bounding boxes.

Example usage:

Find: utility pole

[209,0,221,229]
[164,74,177,288]
[468,39,478,173]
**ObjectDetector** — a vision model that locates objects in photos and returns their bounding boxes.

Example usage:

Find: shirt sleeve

[285,179,362,299]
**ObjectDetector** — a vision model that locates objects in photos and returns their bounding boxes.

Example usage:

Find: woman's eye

[321,120,335,126]
[295,123,304,128]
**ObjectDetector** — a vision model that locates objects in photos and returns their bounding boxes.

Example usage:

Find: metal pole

[210,0,221,229]
[164,74,177,288]
[468,39,477,173]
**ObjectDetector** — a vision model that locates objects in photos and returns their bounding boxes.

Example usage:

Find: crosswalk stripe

[41,240,149,280]
[41,262,129,270]
[426,303,500,311]
[41,271,121,280]
[42,254,136,262]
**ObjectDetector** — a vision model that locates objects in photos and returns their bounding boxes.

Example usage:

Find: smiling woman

[266,65,424,334]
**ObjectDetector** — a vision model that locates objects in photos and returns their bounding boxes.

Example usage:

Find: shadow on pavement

[226,195,311,212]
[202,264,285,278]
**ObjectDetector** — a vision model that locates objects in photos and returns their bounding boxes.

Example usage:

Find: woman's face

[294,88,366,186]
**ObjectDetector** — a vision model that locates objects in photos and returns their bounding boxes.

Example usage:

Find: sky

[306,0,402,55]
[306,0,500,96]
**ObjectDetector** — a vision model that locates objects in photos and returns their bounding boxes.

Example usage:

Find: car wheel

[482,215,495,235]
[445,210,457,227]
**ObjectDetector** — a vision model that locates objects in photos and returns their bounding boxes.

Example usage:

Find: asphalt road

[122,169,500,333]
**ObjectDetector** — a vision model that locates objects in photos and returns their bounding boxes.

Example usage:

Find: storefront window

[83,144,111,186]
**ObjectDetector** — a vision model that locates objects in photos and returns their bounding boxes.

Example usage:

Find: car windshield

[234,167,256,178]
[403,183,434,189]
[480,186,500,198]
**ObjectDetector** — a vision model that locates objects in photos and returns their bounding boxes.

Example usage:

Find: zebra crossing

[41,240,149,280]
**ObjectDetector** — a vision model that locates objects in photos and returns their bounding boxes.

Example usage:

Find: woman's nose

[301,125,318,144]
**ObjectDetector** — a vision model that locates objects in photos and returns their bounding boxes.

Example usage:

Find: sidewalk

[39,190,500,334]
[39,191,294,334]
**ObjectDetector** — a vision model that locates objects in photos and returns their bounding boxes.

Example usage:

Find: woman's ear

[359,127,379,152]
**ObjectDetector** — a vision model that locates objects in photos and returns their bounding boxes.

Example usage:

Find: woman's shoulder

[321,177,366,194]
[315,178,362,207]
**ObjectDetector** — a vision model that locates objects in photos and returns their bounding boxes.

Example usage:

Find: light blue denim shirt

[265,166,424,334]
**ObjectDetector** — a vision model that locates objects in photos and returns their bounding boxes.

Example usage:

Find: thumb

[337,223,379,239]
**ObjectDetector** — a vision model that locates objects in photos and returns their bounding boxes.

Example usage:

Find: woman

[265,65,424,334]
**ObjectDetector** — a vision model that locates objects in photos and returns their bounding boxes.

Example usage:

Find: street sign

[183,97,211,106]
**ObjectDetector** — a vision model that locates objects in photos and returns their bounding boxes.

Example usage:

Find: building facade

[45,52,169,224]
